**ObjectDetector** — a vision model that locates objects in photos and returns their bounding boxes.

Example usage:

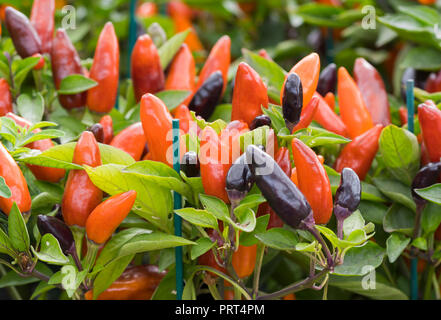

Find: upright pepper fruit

[87,22,119,113]
[189,71,224,120]
[323,92,335,111]
[231,62,269,127]
[131,34,164,102]
[291,139,333,225]
[99,115,113,144]
[338,67,374,138]
[87,123,104,143]
[0,79,12,116]
[334,124,383,180]
[110,122,147,161]
[136,2,158,18]
[282,73,303,131]
[181,151,200,177]
[226,152,254,205]
[220,120,249,165]
[0,142,31,215]
[4,7,41,58]
[30,0,55,54]
[86,190,137,244]
[312,92,348,137]
[52,29,86,109]
[37,215,75,256]
[353,58,391,127]
[62,131,103,227]
[232,243,257,279]
[292,95,319,133]
[418,102,441,163]
[173,104,194,134]
[316,63,336,96]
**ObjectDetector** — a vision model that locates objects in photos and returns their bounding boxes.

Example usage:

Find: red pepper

[136,2,158,18]
[353,58,391,127]
[334,124,383,180]
[323,92,335,111]
[30,0,55,54]
[51,29,87,110]
[291,138,333,224]
[399,107,408,126]
[220,120,249,164]
[195,35,231,95]
[99,115,113,144]
[131,35,164,102]
[0,141,31,215]
[292,95,319,133]
[172,104,194,134]
[232,243,257,278]
[281,53,320,108]
[110,122,147,161]
[418,101,441,163]
[87,22,119,113]
[167,1,193,20]
[312,92,348,137]
[338,66,374,138]
[231,62,269,127]
[32,53,45,70]
[0,79,12,116]
[258,49,272,60]
[62,131,103,227]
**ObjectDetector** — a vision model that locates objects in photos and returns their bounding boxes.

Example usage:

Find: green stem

[382,261,396,286]
[0,264,21,300]
[322,280,329,300]
[433,273,440,300]
[424,265,435,300]
[252,244,265,299]
[207,282,222,300]
[70,226,85,260]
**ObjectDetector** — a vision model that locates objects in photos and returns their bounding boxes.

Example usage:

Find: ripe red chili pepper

[110,122,147,161]
[291,138,333,225]
[4,6,41,58]
[283,293,296,300]
[232,243,257,278]
[312,92,348,137]
[258,49,272,60]
[323,92,335,111]
[0,79,12,116]
[292,95,319,133]
[171,15,204,53]
[173,104,193,134]
[140,93,173,166]
[0,141,31,215]
[30,0,55,54]
[220,120,249,164]
[421,141,431,166]
[334,124,383,180]
[425,73,437,93]
[62,131,103,227]
[353,58,391,127]
[291,154,324,187]
[418,102,441,163]
[131,34,164,102]
[99,115,113,144]
[85,265,166,300]
[87,22,119,113]
[86,190,137,244]
[32,53,45,70]
[52,29,87,110]
[195,35,231,94]
[338,66,374,138]
[231,62,269,127]
[281,53,320,108]
[399,107,408,126]
[136,2,158,18]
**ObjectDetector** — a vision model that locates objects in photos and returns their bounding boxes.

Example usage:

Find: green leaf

[158,29,190,69]
[421,202,441,234]
[400,47,441,72]
[0,227,15,256]
[208,104,232,123]
[155,90,191,112]
[333,242,385,276]
[296,129,351,148]
[174,208,219,230]
[13,56,40,91]
[396,4,441,26]
[295,3,364,28]
[383,204,415,236]
[373,177,416,212]
[240,214,270,246]
[412,237,427,251]
[30,281,55,300]
[386,233,411,263]
[190,237,216,260]
[0,176,11,199]
[58,74,97,95]
[16,93,44,124]
[31,234,69,265]
[233,207,257,233]
[255,228,298,250]
[199,194,230,222]
[358,201,388,224]
[378,125,420,186]
[415,183,441,205]
[8,203,29,252]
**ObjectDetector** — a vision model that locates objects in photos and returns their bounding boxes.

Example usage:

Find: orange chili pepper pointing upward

[418,101,441,163]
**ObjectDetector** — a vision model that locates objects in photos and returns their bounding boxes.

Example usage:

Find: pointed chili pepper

[5,6,41,58]
[425,73,437,93]
[136,2,158,18]
[291,154,324,187]
[173,104,194,134]
[62,131,103,227]
[171,15,204,53]
[131,34,164,102]
[323,92,335,111]
[282,73,303,131]
[334,124,383,180]
[232,243,257,278]
[399,107,408,126]
[87,22,119,113]
[316,63,336,96]
[0,141,31,216]
[258,49,272,60]
[418,102,441,163]
[87,123,104,143]
[353,58,391,127]
[32,53,45,70]
[140,94,173,166]
[312,92,348,137]
[110,122,146,161]
[181,151,200,177]
[281,53,320,109]
[85,190,137,244]
[189,70,223,120]
[220,120,249,164]
[250,115,271,130]
[292,95,319,133]
[226,153,254,205]
[30,0,55,54]
[231,62,269,126]
[338,67,374,138]
[37,215,75,255]
[0,79,12,116]
[51,29,86,110]
[99,115,113,144]
[167,1,193,19]
[291,138,333,225]
[196,35,231,94]
[411,162,441,207]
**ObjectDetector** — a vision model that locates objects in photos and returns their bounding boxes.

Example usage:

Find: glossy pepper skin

[99,115,113,144]
[110,122,147,161]
[37,215,74,255]
[281,53,320,108]
[250,115,271,130]
[323,92,335,111]
[292,95,319,133]
[411,162,441,206]
[136,2,158,18]
[246,145,313,229]
[231,62,269,126]
[196,35,231,94]
[30,0,55,54]
[51,29,86,110]
[140,94,173,166]
[282,73,303,131]
[418,102,441,163]
[226,153,254,205]
[131,34,164,102]
[316,63,337,96]
[86,190,137,244]
[62,131,103,227]
[353,58,391,127]
[189,71,223,120]
[312,92,348,137]
[0,142,31,215]
[87,22,119,113]
[291,139,333,225]
[87,123,104,143]
[338,67,374,138]
[181,151,200,177]
[85,265,166,300]
[0,79,13,116]
[5,7,41,58]
[334,124,383,180]
[232,243,257,278]
[173,104,194,134]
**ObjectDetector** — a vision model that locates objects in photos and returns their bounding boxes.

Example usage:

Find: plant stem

[70,226,85,260]
[382,261,396,286]
[252,244,265,298]
[307,226,334,269]
[207,282,222,300]
[424,265,435,300]
[322,280,329,300]
[0,264,21,300]
[433,273,440,300]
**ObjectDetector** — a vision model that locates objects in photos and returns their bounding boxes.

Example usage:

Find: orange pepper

[136,2,158,18]
[312,92,348,137]
[323,92,335,111]
[173,104,194,134]
[110,122,147,161]
[292,95,319,133]
[30,0,55,54]
[0,79,13,116]
[418,102,441,163]
[99,115,114,144]
[232,243,257,278]
[283,293,296,300]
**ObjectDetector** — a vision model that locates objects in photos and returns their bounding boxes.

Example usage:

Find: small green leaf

[174,208,219,230]
[255,228,298,250]
[421,202,441,234]
[383,204,415,236]
[58,74,97,95]
[199,194,230,222]
[16,93,44,124]
[240,214,270,246]
[8,203,29,252]
[386,233,411,263]
[0,177,11,199]
[373,177,416,212]
[333,242,385,276]
[31,234,69,265]
[412,237,427,251]
[415,183,441,205]
[158,29,190,69]
[190,237,216,260]
[155,90,191,112]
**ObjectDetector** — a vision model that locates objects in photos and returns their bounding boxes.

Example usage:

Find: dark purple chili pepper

[316,63,337,96]
[37,215,74,255]
[180,151,200,178]
[87,123,104,143]
[226,153,254,206]
[411,162,441,207]
[282,73,303,132]
[189,70,223,120]
[250,115,271,130]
